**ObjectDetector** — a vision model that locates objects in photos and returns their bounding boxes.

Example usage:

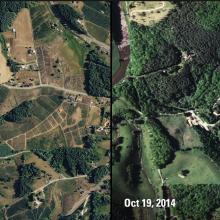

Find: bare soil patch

[129,1,174,26]
[0,47,12,84]
[10,9,36,63]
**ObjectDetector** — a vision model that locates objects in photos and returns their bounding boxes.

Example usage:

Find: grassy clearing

[112,124,135,201]
[0,95,61,140]
[0,144,13,156]
[113,122,157,219]
[27,126,66,150]
[158,115,203,149]
[112,40,120,75]
[162,149,220,184]
[85,21,109,43]
[129,1,175,26]
[32,95,62,121]
[63,30,88,67]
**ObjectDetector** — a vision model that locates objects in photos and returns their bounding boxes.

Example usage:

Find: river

[112,1,130,85]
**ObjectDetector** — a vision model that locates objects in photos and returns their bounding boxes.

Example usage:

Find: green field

[30,3,58,42]
[27,126,66,150]
[0,143,14,156]
[85,21,109,43]
[158,115,203,149]
[112,124,136,201]
[112,122,157,219]
[112,41,120,75]
[0,95,62,140]
[63,30,88,67]
[162,149,220,184]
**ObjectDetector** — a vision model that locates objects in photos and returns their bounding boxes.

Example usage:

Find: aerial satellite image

[113,1,220,220]
[0,1,110,219]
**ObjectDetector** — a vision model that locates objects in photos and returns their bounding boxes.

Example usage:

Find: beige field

[128,1,175,26]
[11,8,35,63]
[72,106,82,125]
[10,134,26,151]
[0,47,12,84]
[15,70,40,85]
[99,140,110,149]
[86,106,101,126]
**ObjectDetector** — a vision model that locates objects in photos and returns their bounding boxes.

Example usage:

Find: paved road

[2,84,88,96]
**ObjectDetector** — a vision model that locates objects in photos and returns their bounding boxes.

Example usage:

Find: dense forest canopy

[114,2,220,121]
[84,50,110,97]
[3,100,33,122]
[33,147,100,176]
[0,1,29,31]
[170,185,220,220]
[52,4,86,34]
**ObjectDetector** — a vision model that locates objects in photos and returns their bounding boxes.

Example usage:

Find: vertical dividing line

[110,0,113,217]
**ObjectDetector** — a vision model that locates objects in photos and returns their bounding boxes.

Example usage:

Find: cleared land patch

[10,8,36,63]
[0,47,12,84]
[158,115,203,149]
[162,149,220,184]
[128,1,174,26]
[85,21,109,44]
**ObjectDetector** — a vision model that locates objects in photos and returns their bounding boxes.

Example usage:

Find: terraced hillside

[0,1,110,219]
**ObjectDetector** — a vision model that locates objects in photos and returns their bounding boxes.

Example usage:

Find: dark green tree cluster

[129,21,181,75]
[83,135,98,149]
[14,163,41,197]
[196,2,220,31]
[122,2,220,119]
[4,100,33,122]
[146,119,176,168]
[0,175,11,182]
[0,1,28,31]
[7,58,20,72]
[170,184,220,220]
[89,191,110,220]
[88,165,109,183]
[52,4,86,34]
[194,127,220,165]
[84,50,110,97]
[112,0,122,44]
[0,34,8,57]
[33,147,100,176]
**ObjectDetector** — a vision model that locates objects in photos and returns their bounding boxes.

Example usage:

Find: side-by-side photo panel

[112,1,220,220]
[0,1,110,219]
